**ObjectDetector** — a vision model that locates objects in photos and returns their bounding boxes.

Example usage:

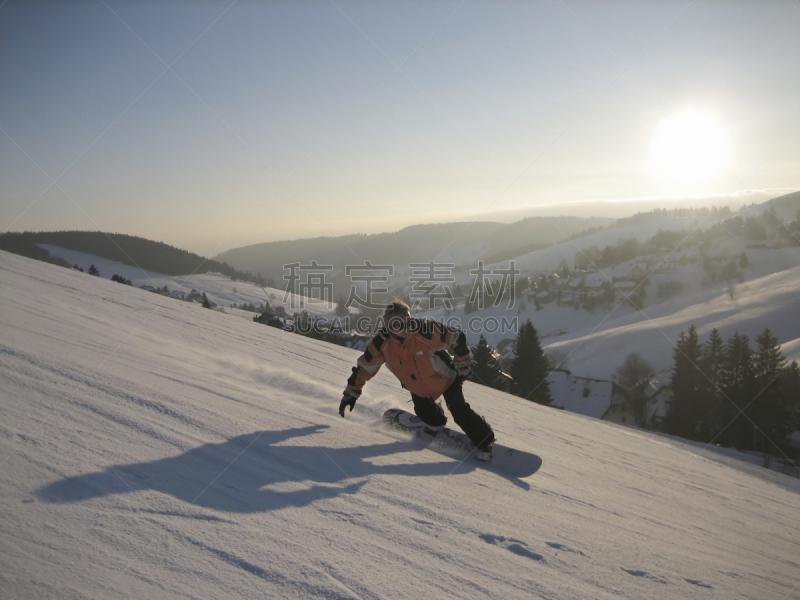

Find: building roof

[547,370,613,419]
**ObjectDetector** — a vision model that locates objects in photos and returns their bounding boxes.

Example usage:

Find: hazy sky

[1,1,798,256]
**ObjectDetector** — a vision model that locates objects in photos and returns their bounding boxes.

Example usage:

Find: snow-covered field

[37,244,338,321]
[423,238,800,381]
[543,262,800,380]
[547,267,800,376]
[2,250,799,599]
[482,215,722,276]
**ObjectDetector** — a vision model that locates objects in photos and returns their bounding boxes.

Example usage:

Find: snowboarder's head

[383,301,412,338]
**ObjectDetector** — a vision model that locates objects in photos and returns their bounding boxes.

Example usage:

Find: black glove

[339,389,360,417]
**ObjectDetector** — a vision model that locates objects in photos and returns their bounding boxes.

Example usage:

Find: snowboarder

[339,301,495,460]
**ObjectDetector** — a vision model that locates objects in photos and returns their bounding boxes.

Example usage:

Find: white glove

[456,362,471,379]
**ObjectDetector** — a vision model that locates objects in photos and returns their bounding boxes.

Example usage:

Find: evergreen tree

[664,326,704,439]
[509,320,552,405]
[614,352,654,427]
[754,328,786,378]
[781,361,800,434]
[88,264,100,276]
[697,328,725,439]
[717,333,754,448]
[111,274,132,285]
[751,329,790,452]
[471,336,504,390]
[201,293,212,309]
[703,329,725,376]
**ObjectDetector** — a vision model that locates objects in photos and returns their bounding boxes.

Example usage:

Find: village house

[644,386,673,429]
[613,280,637,296]
[186,289,204,303]
[654,253,680,273]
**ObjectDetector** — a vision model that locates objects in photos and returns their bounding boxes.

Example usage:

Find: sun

[652,109,731,184]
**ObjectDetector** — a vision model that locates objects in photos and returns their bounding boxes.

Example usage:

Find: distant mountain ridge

[4,191,796,291]
[214,216,614,283]
[765,190,800,221]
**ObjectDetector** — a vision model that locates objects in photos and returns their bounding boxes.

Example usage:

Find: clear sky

[1,0,798,256]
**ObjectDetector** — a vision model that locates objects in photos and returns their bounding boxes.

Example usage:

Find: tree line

[470,320,553,406]
[468,320,800,458]
[664,326,799,453]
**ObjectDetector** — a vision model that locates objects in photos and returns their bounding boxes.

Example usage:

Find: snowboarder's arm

[448,329,471,378]
[417,320,471,378]
[344,333,386,397]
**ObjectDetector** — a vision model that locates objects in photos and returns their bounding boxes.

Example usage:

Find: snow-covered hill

[545,263,800,379]
[37,226,800,387]
[481,214,721,277]
[37,244,341,322]
[1,250,799,599]
[426,236,800,380]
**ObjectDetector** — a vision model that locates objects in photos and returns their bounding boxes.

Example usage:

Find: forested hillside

[0,231,267,285]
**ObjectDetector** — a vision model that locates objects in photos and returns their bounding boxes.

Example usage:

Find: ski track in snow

[1,250,799,599]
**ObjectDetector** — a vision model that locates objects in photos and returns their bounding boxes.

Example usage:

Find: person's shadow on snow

[37,425,475,512]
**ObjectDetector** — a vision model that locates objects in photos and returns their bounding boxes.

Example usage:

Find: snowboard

[383,408,542,479]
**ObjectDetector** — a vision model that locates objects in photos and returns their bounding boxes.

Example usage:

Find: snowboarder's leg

[411,393,447,428]
[442,379,494,450]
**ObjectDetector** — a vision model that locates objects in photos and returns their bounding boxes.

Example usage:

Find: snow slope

[545,264,800,380]
[1,250,799,599]
[482,215,721,276]
[39,233,800,387]
[37,244,341,321]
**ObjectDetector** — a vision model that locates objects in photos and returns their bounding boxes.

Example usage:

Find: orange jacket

[346,319,470,400]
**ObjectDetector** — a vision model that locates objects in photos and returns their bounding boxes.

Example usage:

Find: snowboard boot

[473,442,493,462]
[423,424,444,437]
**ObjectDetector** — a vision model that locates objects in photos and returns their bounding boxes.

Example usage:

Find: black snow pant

[411,378,494,450]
